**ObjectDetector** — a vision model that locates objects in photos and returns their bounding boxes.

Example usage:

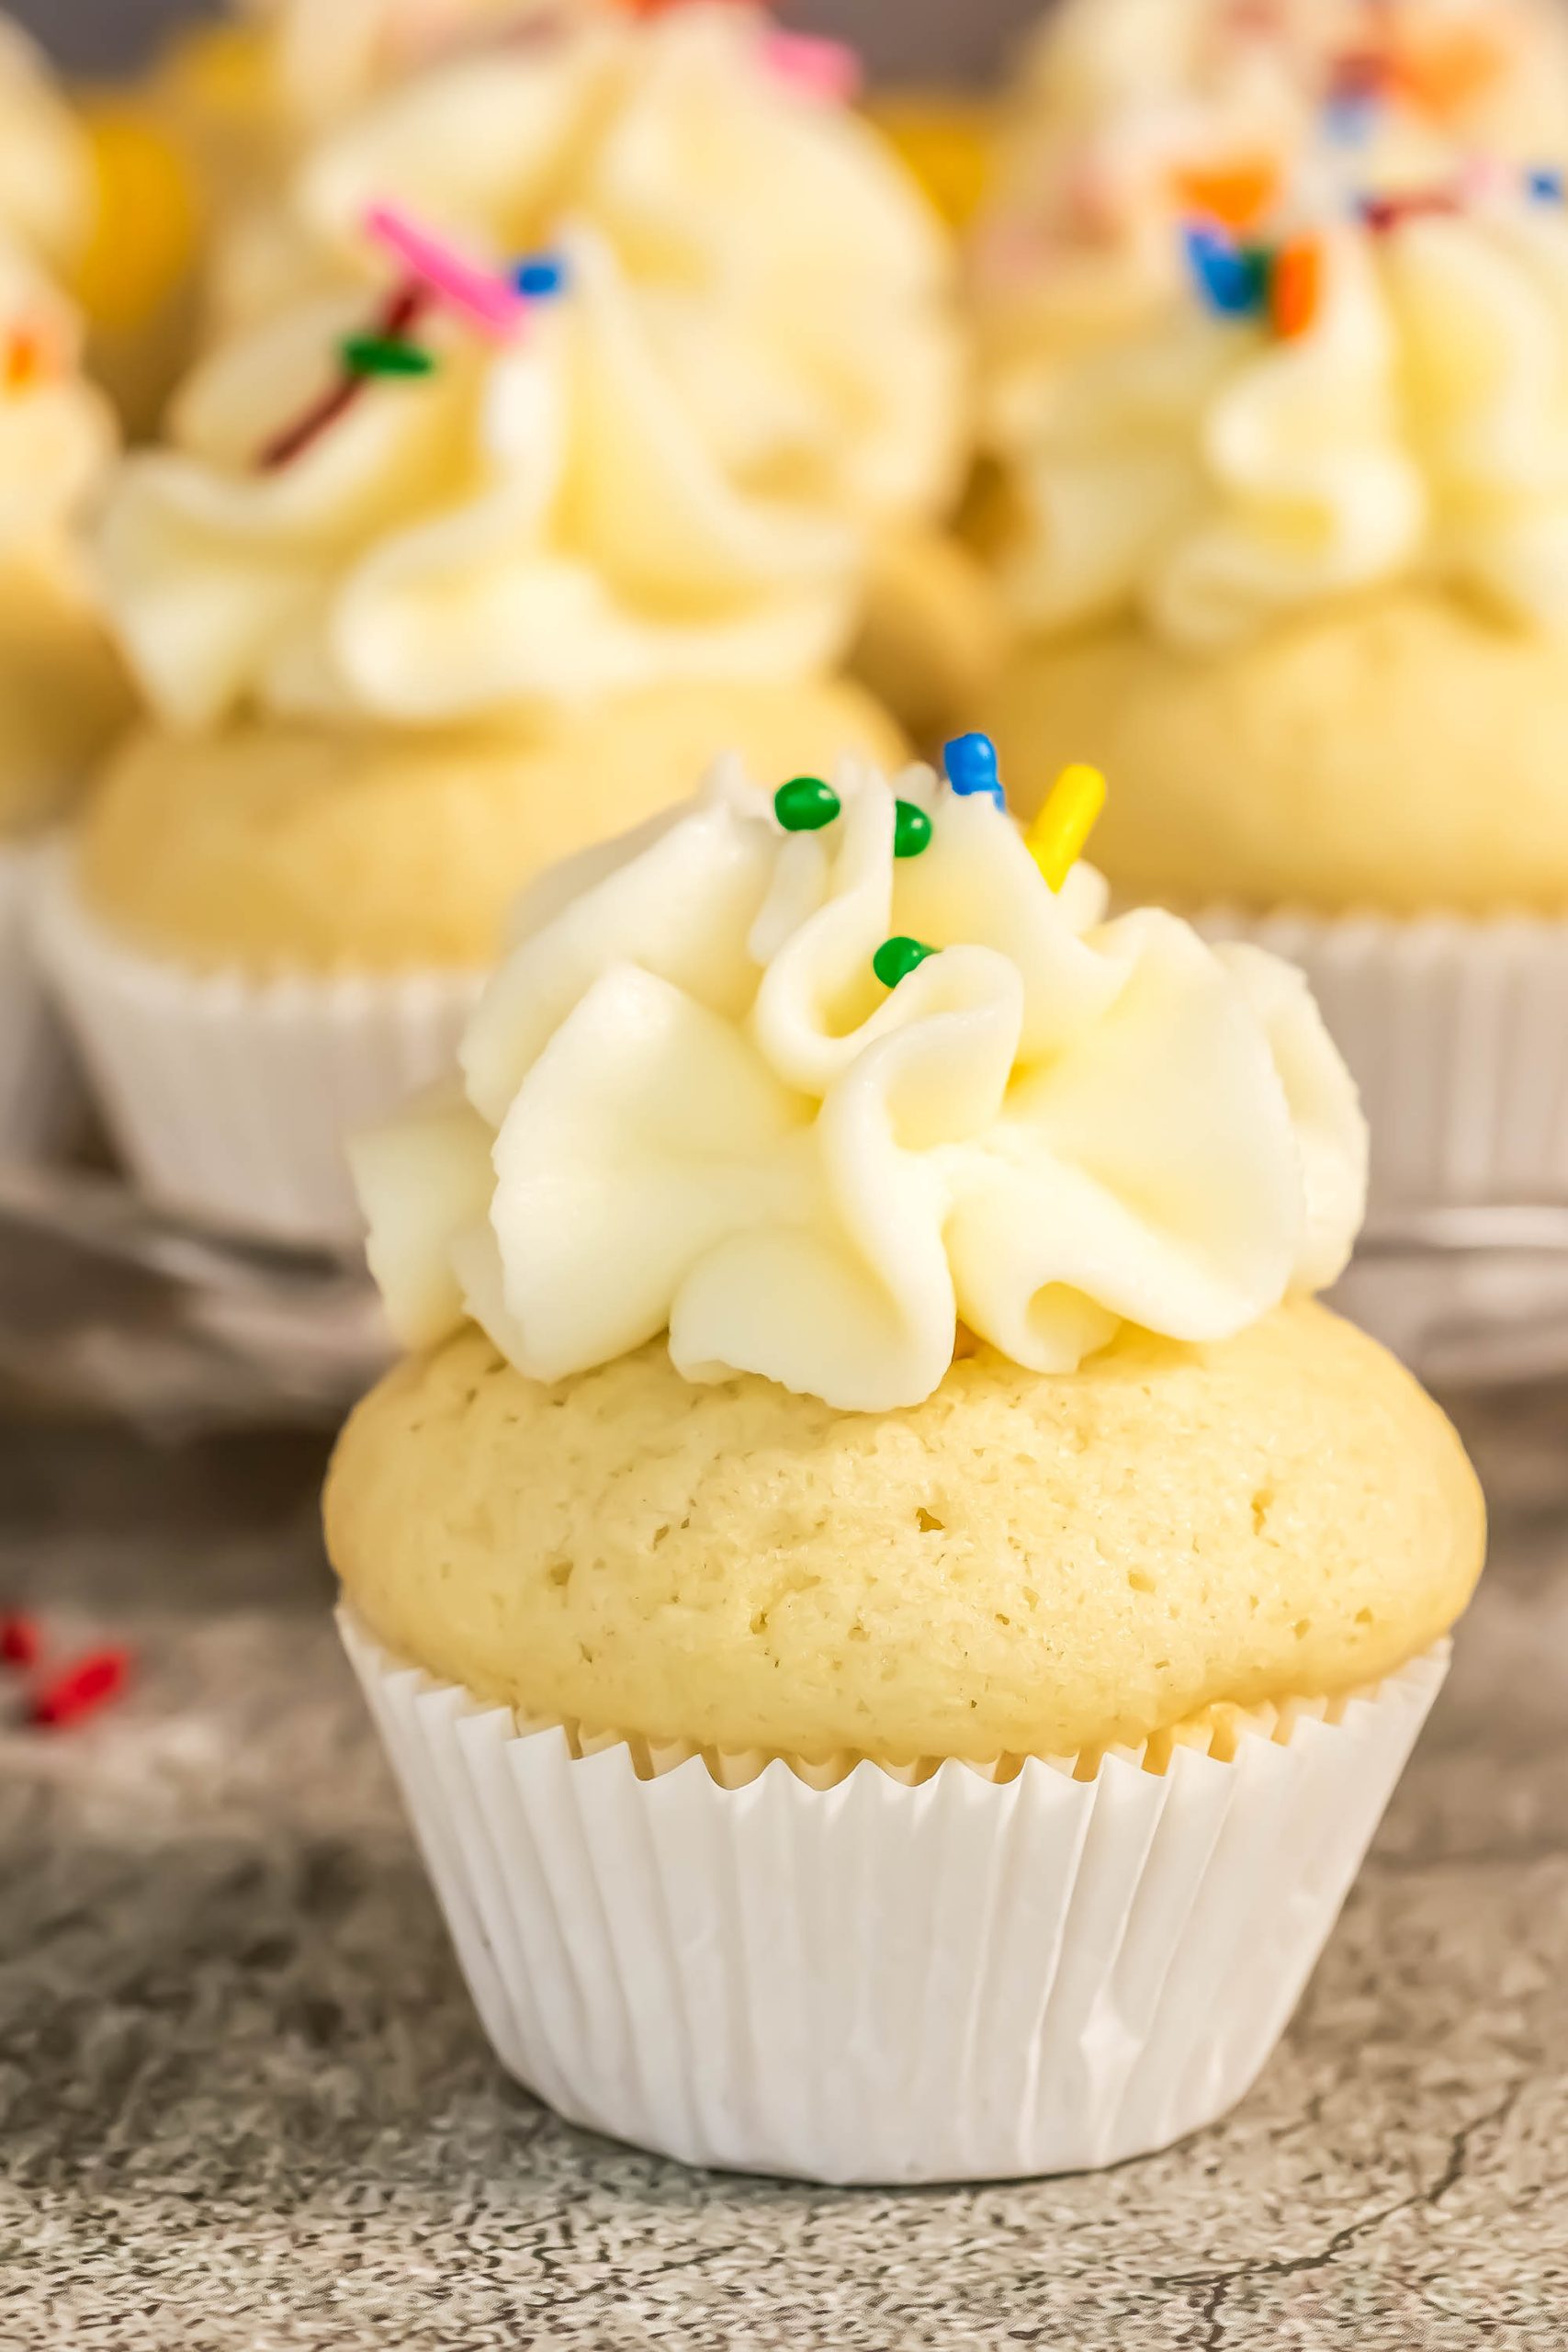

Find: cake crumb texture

[325,1301,1484,1761]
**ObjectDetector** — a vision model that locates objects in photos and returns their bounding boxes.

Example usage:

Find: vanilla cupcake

[204,1,997,740]
[974,0,1568,385]
[325,740,1483,2183]
[39,215,913,1247]
[0,245,128,1159]
[980,184,1568,1214]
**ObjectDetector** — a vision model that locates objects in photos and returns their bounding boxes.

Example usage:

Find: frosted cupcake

[206,0,996,741]
[0,246,128,1158]
[39,212,911,1246]
[980,181,1568,1214]
[325,737,1483,2183]
[974,0,1568,385]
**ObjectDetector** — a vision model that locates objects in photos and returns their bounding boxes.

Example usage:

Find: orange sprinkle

[1271,237,1323,340]
[3,326,51,392]
[1170,155,1281,235]
[1393,27,1506,120]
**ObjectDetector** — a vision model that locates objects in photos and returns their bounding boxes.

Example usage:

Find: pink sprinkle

[363,204,524,341]
[760,29,862,105]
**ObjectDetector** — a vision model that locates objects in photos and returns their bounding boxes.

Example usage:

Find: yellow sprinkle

[1024,763,1107,891]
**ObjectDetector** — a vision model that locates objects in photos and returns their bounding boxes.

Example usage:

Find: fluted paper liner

[339,1610,1448,2185]
[38,854,482,1249]
[0,841,85,1159]
[1197,905,1568,1214]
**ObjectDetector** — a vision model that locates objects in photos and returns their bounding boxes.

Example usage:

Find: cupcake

[205,0,998,741]
[974,0,1568,386]
[0,17,94,283]
[39,212,913,1248]
[0,244,129,1159]
[324,738,1484,2183]
[980,181,1568,1216]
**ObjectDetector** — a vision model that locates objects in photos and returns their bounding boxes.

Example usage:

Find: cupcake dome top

[992,183,1568,654]
[355,743,1367,1412]
[96,207,915,731]
[325,1300,1481,1759]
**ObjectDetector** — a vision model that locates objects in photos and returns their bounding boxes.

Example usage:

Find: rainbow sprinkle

[364,204,525,341]
[759,29,862,105]
[944,732,1005,809]
[513,251,569,298]
[257,279,429,471]
[873,935,937,989]
[1024,764,1107,893]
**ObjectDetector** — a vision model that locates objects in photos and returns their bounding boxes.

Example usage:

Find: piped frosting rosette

[997,198,1568,654]
[975,0,1568,380]
[249,0,606,135]
[355,752,1367,1412]
[0,19,93,282]
[0,243,115,564]
[212,3,964,541]
[96,221,878,730]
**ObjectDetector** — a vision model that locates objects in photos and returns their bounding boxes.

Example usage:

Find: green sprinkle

[893,799,932,858]
[874,935,937,989]
[341,334,436,379]
[773,775,841,832]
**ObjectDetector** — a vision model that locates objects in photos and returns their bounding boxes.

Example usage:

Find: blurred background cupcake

[972,0,1568,392]
[39,26,971,1250]
[978,160,1568,1221]
[0,238,129,1160]
[188,2,997,742]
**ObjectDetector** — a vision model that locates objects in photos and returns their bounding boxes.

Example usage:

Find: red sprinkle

[0,1613,39,1668]
[257,278,431,472]
[1360,187,1460,236]
[31,1648,130,1730]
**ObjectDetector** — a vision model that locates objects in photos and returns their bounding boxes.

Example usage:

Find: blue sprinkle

[944,731,1005,809]
[1184,225,1269,318]
[513,252,569,298]
[1529,167,1565,203]
[1324,93,1376,150]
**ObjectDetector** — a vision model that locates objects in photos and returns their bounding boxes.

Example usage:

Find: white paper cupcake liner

[1196,906,1568,1216]
[36,854,484,1251]
[339,1609,1448,2185]
[0,840,85,1161]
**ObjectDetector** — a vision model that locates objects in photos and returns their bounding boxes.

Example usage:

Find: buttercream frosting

[353,752,1366,1411]
[975,0,1568,373]
[210,4,963,536]
[0,242,115,560]
[998,201,1568,650]
[0,19,93,278]
[96,221,884,729]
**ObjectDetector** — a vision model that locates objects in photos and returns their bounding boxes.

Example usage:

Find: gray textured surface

[2,1390,1566,2350]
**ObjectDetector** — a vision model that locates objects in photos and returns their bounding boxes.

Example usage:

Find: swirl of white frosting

[0,21,92,277]
[0,243,115,559]
[353,753,1366,1412]
[998,204,1568,650]
[976,0,1568,383]
[215,4,963,533]
[246,0,602,134]
[96,222,878,730]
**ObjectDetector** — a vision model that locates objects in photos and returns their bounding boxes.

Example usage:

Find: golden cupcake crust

[74,676,907,974]
[325,1301,1483,1764]
[981,589,1568,916]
